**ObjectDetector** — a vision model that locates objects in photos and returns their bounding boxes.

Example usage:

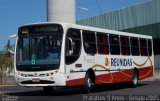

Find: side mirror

[7,34,17,54]
[7,40,15,54]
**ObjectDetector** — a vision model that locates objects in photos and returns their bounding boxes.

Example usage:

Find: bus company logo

[35,72,38,76]
[105,57,109,66]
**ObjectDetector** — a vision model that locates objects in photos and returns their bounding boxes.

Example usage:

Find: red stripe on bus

[96,69,132,84]
[66,66,153,86]
[66,78,84,86]
[139,66,153,80]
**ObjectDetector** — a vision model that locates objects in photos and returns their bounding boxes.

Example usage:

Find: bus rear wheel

[43,87,53,94]
[131,70,139,88]
[83,73,94,94]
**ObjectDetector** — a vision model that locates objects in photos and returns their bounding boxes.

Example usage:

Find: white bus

[9,22,154,93]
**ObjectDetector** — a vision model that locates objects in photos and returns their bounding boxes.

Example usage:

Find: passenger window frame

[130,37,140,56]
[65,28,82,65]
[82,30,97,55]
[120,36,131,55]
[96,32,109,55]
[109,34,120,55]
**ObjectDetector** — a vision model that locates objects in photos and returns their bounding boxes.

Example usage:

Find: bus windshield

[16,24,63,71]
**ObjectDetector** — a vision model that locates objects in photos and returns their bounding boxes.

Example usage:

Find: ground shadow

[93,82,148,93]
[5,82,148,96]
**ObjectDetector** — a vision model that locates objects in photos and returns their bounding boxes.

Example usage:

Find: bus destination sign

[20,24,63,34]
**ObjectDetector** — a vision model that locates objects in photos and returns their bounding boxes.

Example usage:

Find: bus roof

[20,22,152,39]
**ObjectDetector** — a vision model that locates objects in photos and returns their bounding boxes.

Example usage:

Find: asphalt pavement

[0,80,160,101]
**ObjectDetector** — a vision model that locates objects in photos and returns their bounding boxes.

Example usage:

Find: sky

[0,0,146,50]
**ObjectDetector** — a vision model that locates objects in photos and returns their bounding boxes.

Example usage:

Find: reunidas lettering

[111,58,132,67]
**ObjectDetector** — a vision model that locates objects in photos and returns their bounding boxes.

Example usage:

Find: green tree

[0,44,14,76]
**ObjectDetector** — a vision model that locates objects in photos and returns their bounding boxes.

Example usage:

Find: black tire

[83,73,93,94]
[43,87,53,94]
[131,70,139,88]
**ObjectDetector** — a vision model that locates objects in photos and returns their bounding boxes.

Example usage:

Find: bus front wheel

[83,73,94,94]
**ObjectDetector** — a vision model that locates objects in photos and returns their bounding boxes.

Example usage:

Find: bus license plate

[32,78,40,83]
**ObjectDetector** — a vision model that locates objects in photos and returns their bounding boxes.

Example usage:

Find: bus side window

[97,33,109,54]
[130,37,140,56]
[140,38,147,56]
[148,39,152,56]
[65,28,81,65]
[109,34,120,55]
[120,36,130,55]
[83,30,97,55]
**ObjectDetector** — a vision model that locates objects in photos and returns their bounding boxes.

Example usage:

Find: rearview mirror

[7,40,15,54]
[7,34,17,54]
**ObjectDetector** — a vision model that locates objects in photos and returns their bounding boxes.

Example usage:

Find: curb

[0,85,16,87]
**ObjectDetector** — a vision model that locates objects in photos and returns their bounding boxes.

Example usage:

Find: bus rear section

[64,24,154,93]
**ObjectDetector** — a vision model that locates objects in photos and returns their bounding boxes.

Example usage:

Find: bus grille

[20,80,55,84]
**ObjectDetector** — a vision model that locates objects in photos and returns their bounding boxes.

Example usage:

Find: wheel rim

[133,74,138,85]
[87,77,92,88]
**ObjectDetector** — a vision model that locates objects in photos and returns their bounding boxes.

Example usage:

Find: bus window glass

[120,36,130,55]
[65,28,81,64]
[148,39,152,56]
[109,34,120,55]
[130,37,140,56]
[22,37,29,60]
[83,31,97,55]
[140,38,147,56]
[97,33,109,54]
[16,24,63,71]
